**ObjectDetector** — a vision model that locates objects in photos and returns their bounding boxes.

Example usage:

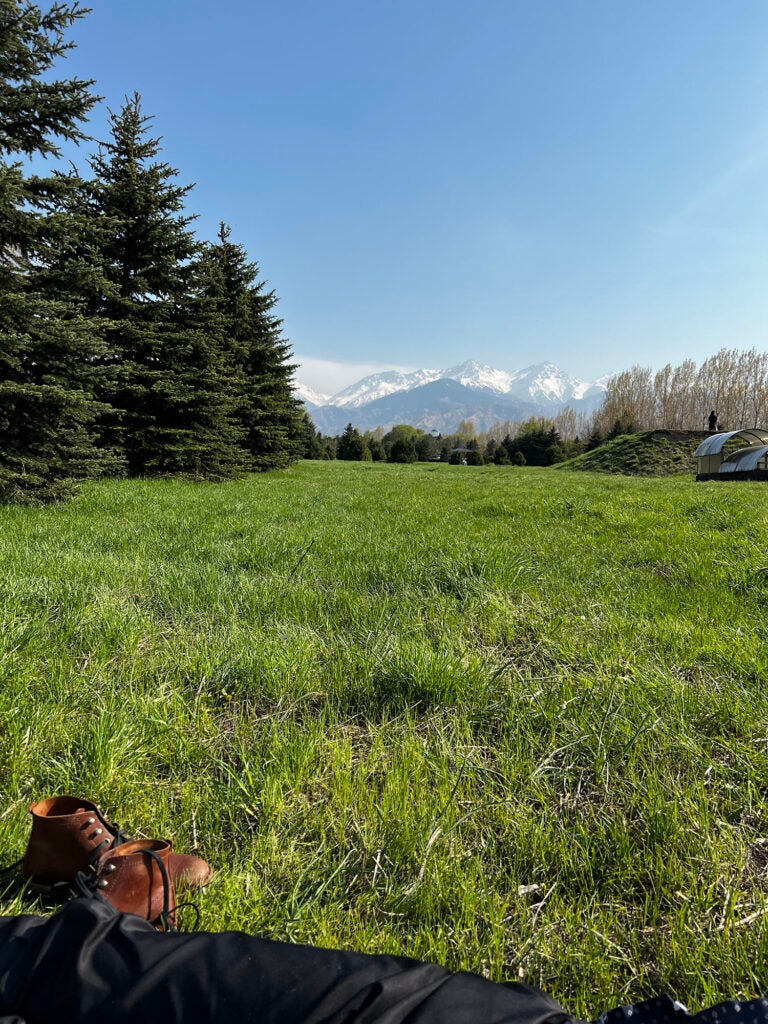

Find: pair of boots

[20,796,212,929]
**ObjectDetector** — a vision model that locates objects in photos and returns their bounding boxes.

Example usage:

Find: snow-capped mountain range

[295,360,610,434]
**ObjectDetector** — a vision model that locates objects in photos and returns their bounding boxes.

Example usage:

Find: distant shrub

[390,438,418,463]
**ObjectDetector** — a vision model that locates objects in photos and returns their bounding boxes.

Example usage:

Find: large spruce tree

[0,1,120,501]
[196,224,304,472]
[85,94,237,477]
[242,279,304,470]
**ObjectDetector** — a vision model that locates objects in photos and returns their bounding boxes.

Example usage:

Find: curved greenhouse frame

[695,429,768,480]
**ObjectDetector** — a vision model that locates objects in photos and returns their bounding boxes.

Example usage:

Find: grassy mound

[561,430,705,475]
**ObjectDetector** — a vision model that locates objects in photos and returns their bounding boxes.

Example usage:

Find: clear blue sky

[54,1,768,393]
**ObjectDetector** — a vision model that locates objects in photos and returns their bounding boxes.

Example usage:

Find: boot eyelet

[94,828,103,835]
[86,817,96,825]
[105,864,116,873]
[97,880,109,889]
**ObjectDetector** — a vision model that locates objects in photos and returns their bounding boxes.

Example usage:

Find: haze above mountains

[296,360,610,434]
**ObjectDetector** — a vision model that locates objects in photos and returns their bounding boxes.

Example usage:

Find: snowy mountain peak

[434,359,598,405]
[330,368,440,408]
[503,362,595,404]
[294,359,608,424]
[441,360,518,393]
[444,358,489,375]
[294,382,332,407]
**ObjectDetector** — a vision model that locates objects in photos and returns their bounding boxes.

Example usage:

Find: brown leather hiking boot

[77,839,177,930]
[23,796,212,892]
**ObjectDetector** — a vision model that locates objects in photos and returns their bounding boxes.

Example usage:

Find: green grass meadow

[2,460,768,1016]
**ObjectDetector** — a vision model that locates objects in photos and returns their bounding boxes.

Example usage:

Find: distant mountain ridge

[296,359,609,434]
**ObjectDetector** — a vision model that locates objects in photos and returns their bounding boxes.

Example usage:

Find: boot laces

[80,819,129,876]
[0,814,128,883]
[74,848,193,934]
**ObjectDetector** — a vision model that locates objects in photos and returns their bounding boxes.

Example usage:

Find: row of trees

[1,2,302,502]
[592,348,768,437]
[303,420,583,466]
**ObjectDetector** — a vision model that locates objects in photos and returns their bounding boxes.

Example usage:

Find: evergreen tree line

[303,419,583,466]
[1,2,303,502]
